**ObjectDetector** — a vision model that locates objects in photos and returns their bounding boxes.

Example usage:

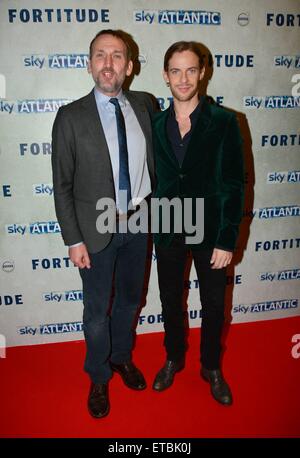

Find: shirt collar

[169,96,204,122]
[93,87,127,109]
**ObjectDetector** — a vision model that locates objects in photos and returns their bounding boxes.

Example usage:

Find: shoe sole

[88,404,110,418]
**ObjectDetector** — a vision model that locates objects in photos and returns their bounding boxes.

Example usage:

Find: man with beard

[52,30,155,418]
[152,41,244,405]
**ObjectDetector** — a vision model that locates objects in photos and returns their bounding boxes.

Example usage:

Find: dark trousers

[155,236,227,370]
[79,230,148,384]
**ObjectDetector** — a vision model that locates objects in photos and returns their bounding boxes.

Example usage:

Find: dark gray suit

[52,89,155,253]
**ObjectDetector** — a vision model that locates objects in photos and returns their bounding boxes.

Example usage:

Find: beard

[170,85,199,102]
[94,68,124,95]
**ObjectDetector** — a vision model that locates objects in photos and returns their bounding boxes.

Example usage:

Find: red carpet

[0,317,299,438]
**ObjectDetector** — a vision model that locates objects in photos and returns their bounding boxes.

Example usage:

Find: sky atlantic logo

[260,269,300,282]
[253,205,300,219]
[0,99,71,114]
[6,221,61,235]
[23,54,89,69]
[267,170,300,183]
[244,96,300,109]
[134,10,221,25]
[18,321,84,336]
[233,299,298,314]
[43,290,83,302]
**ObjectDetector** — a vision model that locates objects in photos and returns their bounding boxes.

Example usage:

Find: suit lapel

[181,97,213,170]
[124,91,150,140]
[155,108,180,169]
[80,90,114,175]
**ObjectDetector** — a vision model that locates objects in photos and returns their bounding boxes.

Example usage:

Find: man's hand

[210,248,232,269]
[69,244,91,269]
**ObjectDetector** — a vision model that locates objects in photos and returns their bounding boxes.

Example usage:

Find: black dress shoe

[152,359,184,391]
[88,383,110,418]
[201,367,233,406]
[110,361,146,390]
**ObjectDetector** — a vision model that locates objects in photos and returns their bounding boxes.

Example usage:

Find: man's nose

[104,54,113,67]
[180,71,188,83]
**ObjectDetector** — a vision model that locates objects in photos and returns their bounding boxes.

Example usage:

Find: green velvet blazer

[153,97,245,251]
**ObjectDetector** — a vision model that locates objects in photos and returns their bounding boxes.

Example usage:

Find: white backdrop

[0,0,299,347]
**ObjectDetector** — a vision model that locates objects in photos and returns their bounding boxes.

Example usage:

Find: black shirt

[167,97,204,167]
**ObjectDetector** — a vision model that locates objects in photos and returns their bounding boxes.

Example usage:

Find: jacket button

[179,174,185,179]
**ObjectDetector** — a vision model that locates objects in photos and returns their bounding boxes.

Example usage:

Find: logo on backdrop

[214,54,254,67]
[233,299,298,315]
[274,56,300,69]
[8,8,110,23]
[0,294,23,306]
[266,13,300,27]
[23,54,89,69]
[138,309,203,326]
[6,221,61,235]
[267,170,300,183]
[32,257,75,270]
[2,261,15,273]
[243,96,300,109]
[0,99,71,114]
[33,184,53,196]
[20,143,52,156]
[133,10,221,25]
[253,205,300,219]
[237,12,249,26]
[255,238,300,252]
[18,322,83,336]
[260,269,300,282]
[43,290,83,302]
[261,133,300,147]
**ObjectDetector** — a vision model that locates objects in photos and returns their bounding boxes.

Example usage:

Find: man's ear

[87,60,91,74]
[199,66,205,81]
[163,70,169,85]
[126,60,134,77]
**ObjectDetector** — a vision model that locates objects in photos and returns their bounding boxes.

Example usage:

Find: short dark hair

[164,41,204,71]
[89,29,132,61]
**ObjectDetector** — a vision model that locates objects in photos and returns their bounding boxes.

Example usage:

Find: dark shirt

[167,97,204,167]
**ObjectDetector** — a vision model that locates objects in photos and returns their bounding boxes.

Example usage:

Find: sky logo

[18,326,38,336]
[134,10,156,24]
[33,184,53,196]
[274,55,300,68]
[23,55,46,69]
[260,269,300,282]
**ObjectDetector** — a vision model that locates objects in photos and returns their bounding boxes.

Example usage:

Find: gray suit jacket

[51,89,155,253]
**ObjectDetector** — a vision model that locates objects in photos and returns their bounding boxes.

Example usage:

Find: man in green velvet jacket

[152,41,244,406]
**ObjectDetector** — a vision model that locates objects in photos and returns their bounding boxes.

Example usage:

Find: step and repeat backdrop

[0,0,299,347]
